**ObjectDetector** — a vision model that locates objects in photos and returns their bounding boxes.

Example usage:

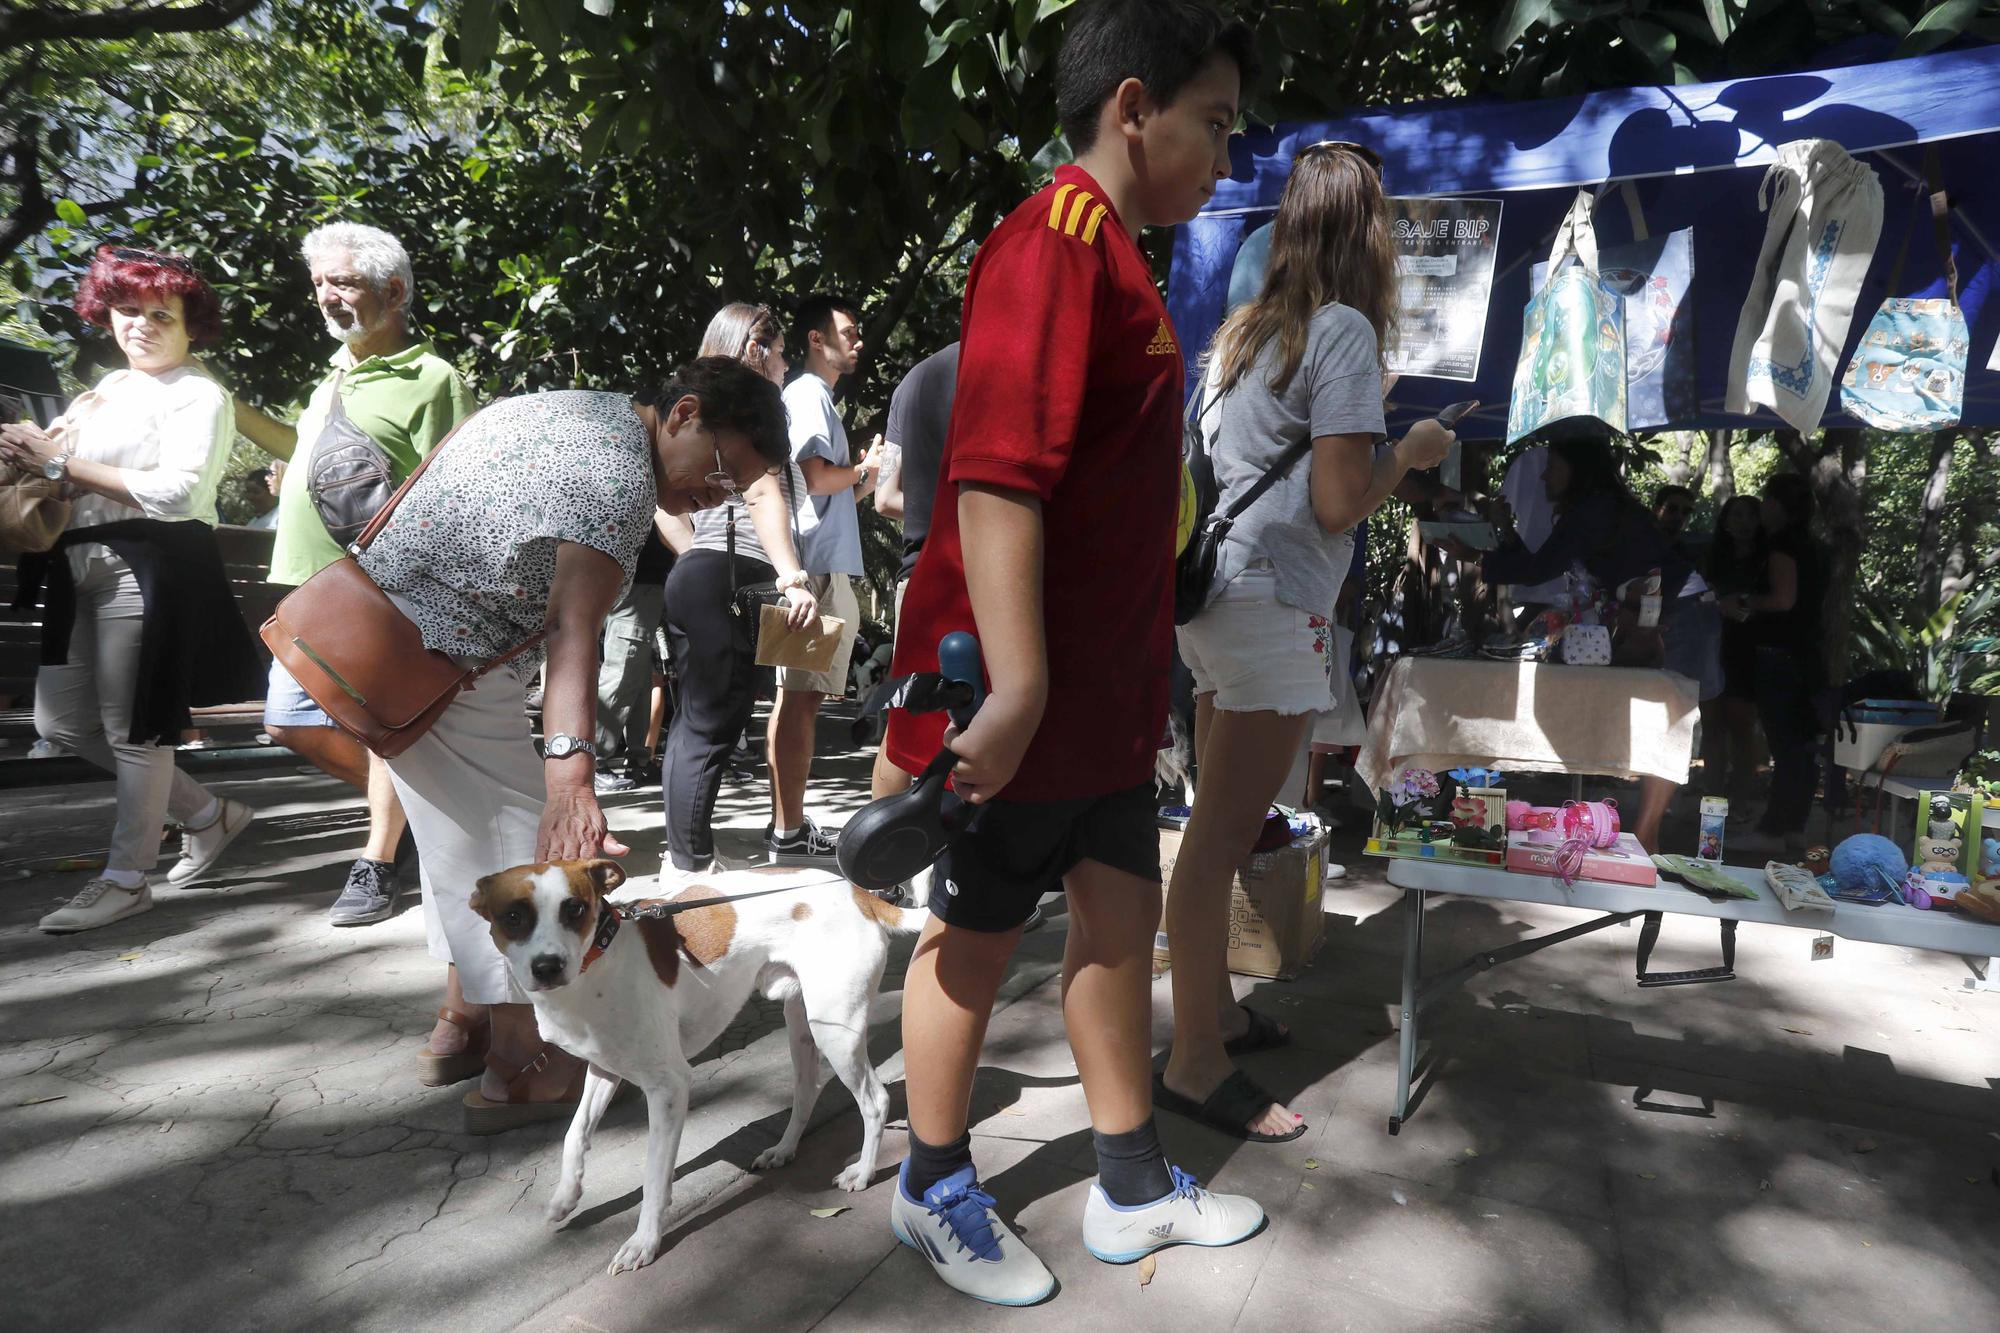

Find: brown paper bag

[754,604,846,672]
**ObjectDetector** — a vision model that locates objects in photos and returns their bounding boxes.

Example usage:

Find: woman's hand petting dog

[538,782,629,862]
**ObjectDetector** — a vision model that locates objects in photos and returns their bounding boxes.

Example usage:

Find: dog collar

[579,905,624,975]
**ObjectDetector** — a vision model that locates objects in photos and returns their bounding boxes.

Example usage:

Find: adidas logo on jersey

[1045,182,1109,245]
[1145,319,1178,356]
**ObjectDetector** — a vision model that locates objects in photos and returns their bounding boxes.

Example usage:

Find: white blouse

[52,365,234,571]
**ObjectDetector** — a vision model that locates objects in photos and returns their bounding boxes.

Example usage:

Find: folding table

[1381,857,2000,1132]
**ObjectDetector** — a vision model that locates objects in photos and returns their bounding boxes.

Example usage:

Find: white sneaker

[167,799,254,886]
[1081,1165,1265,1264]
[890,1162,1055,1307]
[41,878,154,934]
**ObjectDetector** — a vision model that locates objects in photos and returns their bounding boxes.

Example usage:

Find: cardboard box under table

[1155,827,1326,980]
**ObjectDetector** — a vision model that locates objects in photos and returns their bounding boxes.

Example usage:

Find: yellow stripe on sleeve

[1063,190,1094,236]
[1080,203,1108,245]
[1047,183,1077,231]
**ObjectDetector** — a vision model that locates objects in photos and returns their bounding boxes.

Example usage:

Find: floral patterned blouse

[359,390,656,663]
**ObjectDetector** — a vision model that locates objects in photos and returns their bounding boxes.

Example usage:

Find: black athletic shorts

[926,781,1161,933]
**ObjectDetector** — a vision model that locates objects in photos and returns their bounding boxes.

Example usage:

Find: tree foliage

[3,0,1994,648]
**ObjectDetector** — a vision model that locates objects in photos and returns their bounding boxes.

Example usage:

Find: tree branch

[0,0,264,54]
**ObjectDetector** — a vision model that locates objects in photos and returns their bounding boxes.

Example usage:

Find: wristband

[777,569,811,592]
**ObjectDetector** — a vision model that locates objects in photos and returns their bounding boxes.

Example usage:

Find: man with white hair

[236,223,476,950]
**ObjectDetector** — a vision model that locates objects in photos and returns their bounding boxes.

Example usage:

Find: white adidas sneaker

[890,1162,1055,1307]
[1081,1165,1266,1264]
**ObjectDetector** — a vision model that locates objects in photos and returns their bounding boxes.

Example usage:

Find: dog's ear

[583,858,626,898]
[470,873,502,920]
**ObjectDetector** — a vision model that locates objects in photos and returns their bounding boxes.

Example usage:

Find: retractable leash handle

[837,634,985,893]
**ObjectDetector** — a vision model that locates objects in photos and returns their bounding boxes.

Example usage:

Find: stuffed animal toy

[1831,834,1908,898]
[1976,837,2000,894]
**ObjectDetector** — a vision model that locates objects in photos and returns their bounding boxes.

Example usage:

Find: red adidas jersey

[886,165,1183,802]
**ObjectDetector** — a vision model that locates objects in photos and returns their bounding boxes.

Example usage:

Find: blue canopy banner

[1167,43,2000,437]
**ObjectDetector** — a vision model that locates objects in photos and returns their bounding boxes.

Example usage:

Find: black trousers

[661,548,775,869]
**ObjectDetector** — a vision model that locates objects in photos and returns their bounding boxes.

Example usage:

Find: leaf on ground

[1862,1240,1873,1247]
[18,1095,66,1107]
[1303,1158,1319,1169]
[1462,1147,1479,1158]
[1853,1138,1878,1154]
[1781,1027,1813,1035]
[1638,1172,1658,1180]
[1390,1188,1407,1205]
[808,1206,848,1219]
[1300,1180,1316,1190]
[1137,1253,1157,1287]
[117,952,143,962]
[159,1119,174,1133]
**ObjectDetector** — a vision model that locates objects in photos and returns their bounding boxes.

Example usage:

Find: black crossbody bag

[1173,376,1312,625]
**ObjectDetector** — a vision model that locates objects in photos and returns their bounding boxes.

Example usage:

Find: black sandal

[1153,1068,1307,1143]
[1222,1004,1290,1057]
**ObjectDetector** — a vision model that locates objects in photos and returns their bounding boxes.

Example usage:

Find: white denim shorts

[1176,565,1336,716]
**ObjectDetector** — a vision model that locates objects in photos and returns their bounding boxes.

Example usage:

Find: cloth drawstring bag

[1506,190,1628,444]
[1726,139,1884,430]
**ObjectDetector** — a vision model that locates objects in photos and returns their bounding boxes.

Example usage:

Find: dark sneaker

[766,817,840,863]
[329,859,401,927]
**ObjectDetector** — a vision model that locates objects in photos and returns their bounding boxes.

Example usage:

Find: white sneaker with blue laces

[890,1162,1055,1306]
[1082,1165,1266,1264]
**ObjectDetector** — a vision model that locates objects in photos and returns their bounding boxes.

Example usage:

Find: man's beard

[323,305,386,346]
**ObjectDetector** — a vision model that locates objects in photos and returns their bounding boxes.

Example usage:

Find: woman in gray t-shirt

[1161,143,1454,1143]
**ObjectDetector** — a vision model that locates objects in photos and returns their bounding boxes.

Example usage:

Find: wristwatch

[41,451,72,481]
[543,733,598,761]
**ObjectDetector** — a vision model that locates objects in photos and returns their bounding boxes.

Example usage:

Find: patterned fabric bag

[1507,191,1627,444]
[1841,150,1967,432]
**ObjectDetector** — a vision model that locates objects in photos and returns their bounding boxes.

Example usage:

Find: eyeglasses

[107,247,198,276]
[1296,139,1384,174]
[706,448,745,506]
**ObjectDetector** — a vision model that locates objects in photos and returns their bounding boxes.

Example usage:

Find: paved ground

[3,714,1997,1331]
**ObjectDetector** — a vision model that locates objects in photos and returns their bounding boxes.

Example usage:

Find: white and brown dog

[470,858,925,1274]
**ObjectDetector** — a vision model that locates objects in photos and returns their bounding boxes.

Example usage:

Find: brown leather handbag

[259,411,541,758]
[0,462,72,554]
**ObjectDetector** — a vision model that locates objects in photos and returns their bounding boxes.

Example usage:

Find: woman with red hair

[1,245,263,933]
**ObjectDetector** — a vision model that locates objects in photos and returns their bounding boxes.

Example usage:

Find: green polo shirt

[269,340,477,586]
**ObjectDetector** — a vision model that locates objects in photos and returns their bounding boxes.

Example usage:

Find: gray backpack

[307,371,395,548]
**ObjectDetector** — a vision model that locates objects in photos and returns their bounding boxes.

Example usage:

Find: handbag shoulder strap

[349,405,481,552]
[1923,143,1959,305]
[1217,438,1312,524]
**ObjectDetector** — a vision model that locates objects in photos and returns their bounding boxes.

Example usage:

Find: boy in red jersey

[882,0,1262,1305]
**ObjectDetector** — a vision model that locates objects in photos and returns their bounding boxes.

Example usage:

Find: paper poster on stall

[1386,197,1504,383]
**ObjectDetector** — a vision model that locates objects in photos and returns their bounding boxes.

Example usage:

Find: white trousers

[34,558,217,874]
[383,663,540,1006]
[1727,139,1884,431]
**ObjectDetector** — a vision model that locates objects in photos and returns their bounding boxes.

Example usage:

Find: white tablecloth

[1357,657,1699,795]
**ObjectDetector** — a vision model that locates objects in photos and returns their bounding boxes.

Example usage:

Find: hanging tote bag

[1840,148,1967,432]
[1506,191,1628,445]
[0,462,71,555]
[1532,182,1695,431]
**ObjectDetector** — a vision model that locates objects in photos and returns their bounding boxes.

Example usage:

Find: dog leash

[580,872,857,974]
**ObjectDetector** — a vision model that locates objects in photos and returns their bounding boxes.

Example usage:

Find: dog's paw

[607,1229,663,1275]
[545,1182,583,1226]
[751,1144,797,1172]
[834,1162,872,1192]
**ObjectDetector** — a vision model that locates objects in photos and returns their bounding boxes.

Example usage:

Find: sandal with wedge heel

[418,1005,490,1087]
[461,1045,586,1135]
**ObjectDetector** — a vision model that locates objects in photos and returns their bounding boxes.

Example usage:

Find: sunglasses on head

[1296,139,1384,174]
[107,247,198,277]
